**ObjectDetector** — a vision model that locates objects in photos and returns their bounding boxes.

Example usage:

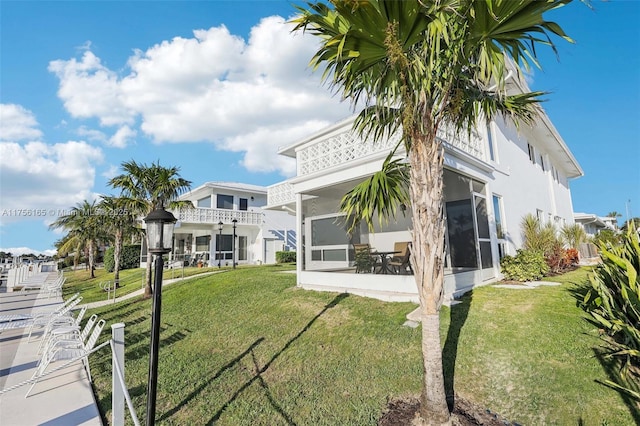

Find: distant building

[141,182,296,267]
[574,213,616,238]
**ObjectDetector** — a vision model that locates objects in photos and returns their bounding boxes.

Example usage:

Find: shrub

[276,251,296,263]
[577,224,640,402]
[564,248,579,266]
[104,244,141,272]
[500,249,549,282]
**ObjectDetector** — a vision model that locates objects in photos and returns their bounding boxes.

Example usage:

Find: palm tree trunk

[88,241,96,279]
[408,131,450,425]
[144,248,153,298]
[114,230,122,288]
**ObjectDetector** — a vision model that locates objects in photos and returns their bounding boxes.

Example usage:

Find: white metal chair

[26,319,106,397]
[26,296,83,341]
[36,306,87,353]
[39,314,98,357]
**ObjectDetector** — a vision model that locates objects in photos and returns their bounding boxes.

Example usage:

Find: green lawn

[80,266,635,425]
[61,265,226,304]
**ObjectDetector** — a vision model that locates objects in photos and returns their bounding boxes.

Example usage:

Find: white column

[111,323,125,426]
[296,193,303,285]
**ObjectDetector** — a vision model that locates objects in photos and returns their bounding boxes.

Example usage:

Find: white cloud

[0,104,43,141]
[101,164,119,179]
[49,16,353,176]
[0,247,57,257]
[0,140,104,223]
[76,125,107,143]
[48,51,135,126]
[108,125,136,148]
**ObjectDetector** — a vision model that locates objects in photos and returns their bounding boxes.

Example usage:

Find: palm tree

[98,195,142,288]
[49,200,106,278]
[561,223,586,250]
[293,1,574,423]
[108,160,192,298]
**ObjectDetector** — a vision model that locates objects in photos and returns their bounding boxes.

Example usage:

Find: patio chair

[26,295,83,341]
[388,242,413,275]
[353,243,379,273]
[26,319,106,397]
[39,314,98,358]
[36,306,87,353]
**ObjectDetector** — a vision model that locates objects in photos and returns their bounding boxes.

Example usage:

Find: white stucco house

[142,182,296,267]
[574,212,616,238]
[265,75,583,303]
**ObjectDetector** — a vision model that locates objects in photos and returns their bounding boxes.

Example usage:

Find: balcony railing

[297,125,485,177]
[267,182,295,207]
[174,208,263,225]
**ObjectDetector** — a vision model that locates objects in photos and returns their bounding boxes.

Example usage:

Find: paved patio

[0,272,102,426]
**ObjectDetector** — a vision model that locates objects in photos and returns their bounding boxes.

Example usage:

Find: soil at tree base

[378,396,520,426]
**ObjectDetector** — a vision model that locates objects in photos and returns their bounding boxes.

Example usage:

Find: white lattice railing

[298,131,401,176]
[174,208,263,225]
[437,124,485,161]
[267,182,295,207]
[297,126,485,176]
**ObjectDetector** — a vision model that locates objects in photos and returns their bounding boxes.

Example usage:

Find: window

[195,236,210,252]
[197,197,211,208]
[539,154,545,171]
[216,194,234,209]
[551,165,558,182]
[536,209,544,222]
[215,234,233,251]
[486,123,496,162]
[239,198,248,211]
[528,143,535,163]
[492,195,505,240]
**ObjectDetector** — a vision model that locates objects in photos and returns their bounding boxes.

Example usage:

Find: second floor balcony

[297,124,485,177]
[174,207,263,226]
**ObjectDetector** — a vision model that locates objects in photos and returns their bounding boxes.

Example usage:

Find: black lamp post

[143,207,176,426]
[217,221,223,268]
[232,219,237,269]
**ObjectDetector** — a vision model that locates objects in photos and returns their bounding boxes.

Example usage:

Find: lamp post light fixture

[217,221,223,268]
[232,219,237,269]
[143,207,177,426]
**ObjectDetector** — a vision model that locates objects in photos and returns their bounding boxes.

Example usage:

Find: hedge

[276,251,296,263]
[104,244,141,272]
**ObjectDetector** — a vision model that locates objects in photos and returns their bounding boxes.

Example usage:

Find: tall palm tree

[98,195,143,288]
[108,160,192,298]
[293,1,574,423]
[50,200,106,278]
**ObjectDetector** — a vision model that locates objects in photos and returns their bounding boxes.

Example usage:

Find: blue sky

[1,1,639,255]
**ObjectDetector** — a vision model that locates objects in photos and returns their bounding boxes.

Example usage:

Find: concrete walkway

[0,272,102,426]
[81,270,224,309]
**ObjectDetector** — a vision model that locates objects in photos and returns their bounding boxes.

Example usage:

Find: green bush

[276,251,296,263]
[104,244,141,272]
[578,225,640,402]
[500,249,549,282]
[104,247,115,272]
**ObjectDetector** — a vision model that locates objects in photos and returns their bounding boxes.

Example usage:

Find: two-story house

[265,73,583,303]
[145,182,296,267]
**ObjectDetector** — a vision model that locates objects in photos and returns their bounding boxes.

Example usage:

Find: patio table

[370,251,400,274]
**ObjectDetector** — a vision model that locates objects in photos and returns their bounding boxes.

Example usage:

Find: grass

[76,266,635,425]
[61,266,224,304]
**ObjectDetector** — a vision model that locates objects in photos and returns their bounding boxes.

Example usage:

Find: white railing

[298,131,400,176]
[267,182,295,207]
[111,323,141,426]
[296,125,485,176]
[174,208,263,225]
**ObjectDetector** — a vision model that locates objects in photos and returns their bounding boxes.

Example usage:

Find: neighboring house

[142,182,296,267]
[574,212,616,238]
[265,74,583,302]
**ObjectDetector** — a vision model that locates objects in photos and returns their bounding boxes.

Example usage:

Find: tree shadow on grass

[442,291,473,411]
[156,337,266,422]
[593,348,640,424]
[205,292,350,425]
